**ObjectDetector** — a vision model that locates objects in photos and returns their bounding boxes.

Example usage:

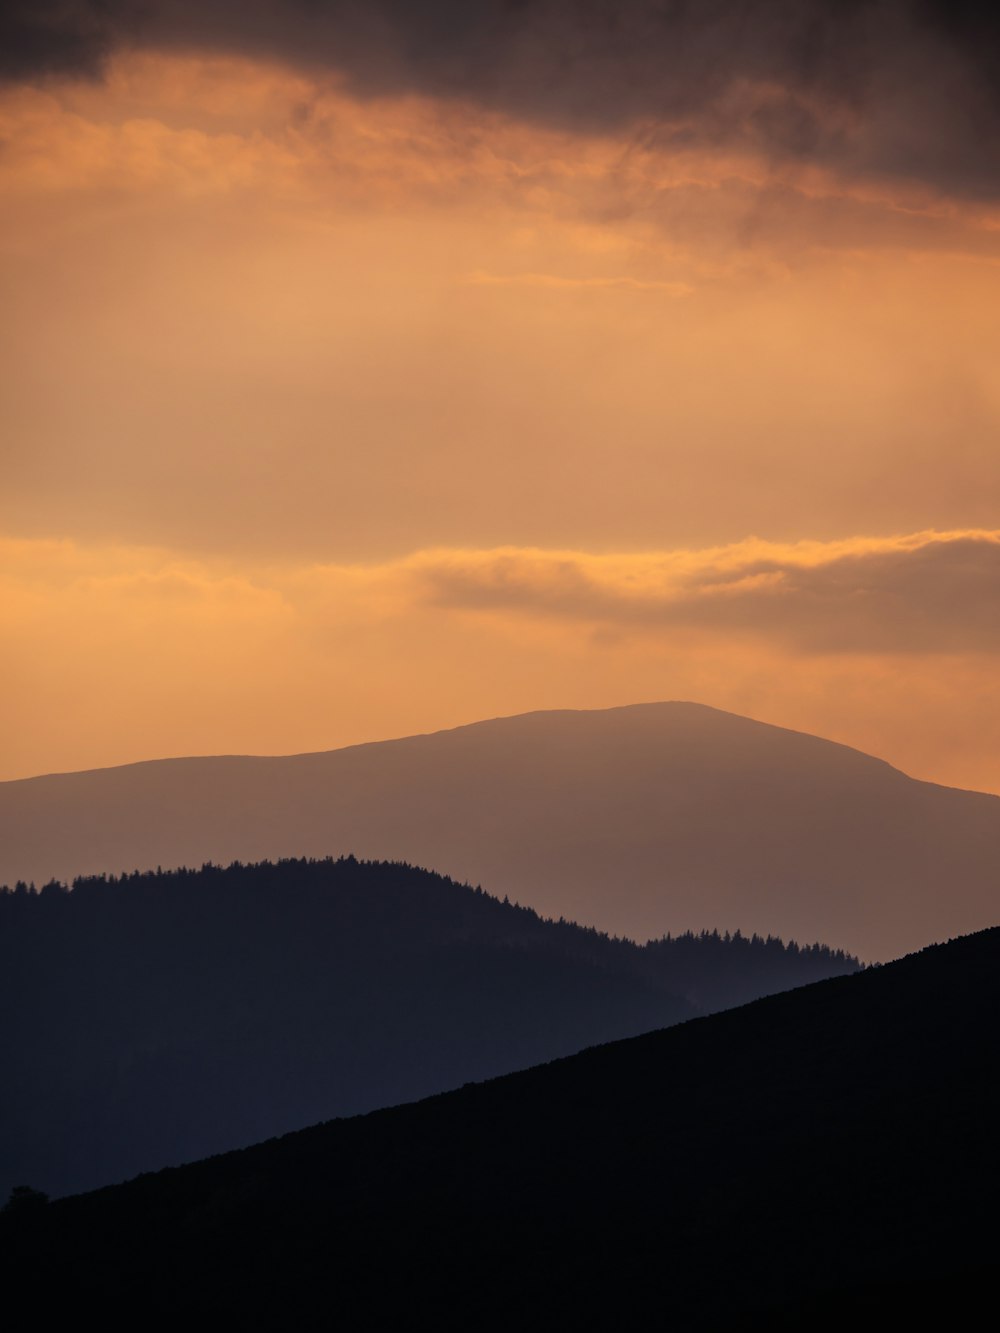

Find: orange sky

[3,48,1000,790]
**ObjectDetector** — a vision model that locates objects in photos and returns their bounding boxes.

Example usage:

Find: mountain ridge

[0,854,856,1199]
[3,702,999,958]
[5,701,916,783]
[4,922,996,1327]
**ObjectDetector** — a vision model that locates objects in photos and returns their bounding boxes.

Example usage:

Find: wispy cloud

[4,52,999,267]
[4,3,1000,199]
[406,530,1000,654]
[9,529,1000,659]
[5,530,1000,788]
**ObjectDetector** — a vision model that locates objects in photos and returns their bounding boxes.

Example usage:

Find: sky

[3,1,1000,790]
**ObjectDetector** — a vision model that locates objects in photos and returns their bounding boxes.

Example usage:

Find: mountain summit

[3,702,999,958]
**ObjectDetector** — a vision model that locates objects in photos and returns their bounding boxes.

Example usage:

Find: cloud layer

[2,21,998,798]
[4,529,1000,789]
[4,2,1000,197]
[413,531,1000,654]
[4,54,999,570]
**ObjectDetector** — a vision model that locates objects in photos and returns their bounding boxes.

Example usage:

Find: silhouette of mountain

[3,925,995,1328]
[0,856,856,1199]
[2,704,998,959]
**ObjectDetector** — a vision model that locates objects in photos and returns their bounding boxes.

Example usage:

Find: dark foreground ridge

[3,926,996,1328]
[0,857,855,1198]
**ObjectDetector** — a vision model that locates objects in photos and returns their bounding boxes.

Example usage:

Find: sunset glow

[4,23,1000,788]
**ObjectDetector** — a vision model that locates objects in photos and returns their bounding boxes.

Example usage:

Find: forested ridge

[2,924,995,1328]
[0,856,856,1198]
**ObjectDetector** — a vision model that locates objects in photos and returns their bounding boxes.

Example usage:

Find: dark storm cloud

[2,1,999,197]
[0,2,115,81]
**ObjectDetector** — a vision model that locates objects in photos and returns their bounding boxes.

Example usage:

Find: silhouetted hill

[2,703,998,958]
[3,926,996,1329]
[0,857,855,1199]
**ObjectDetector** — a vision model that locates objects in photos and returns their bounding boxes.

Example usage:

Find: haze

[3,3,1000,792]
[5,703,1000,960]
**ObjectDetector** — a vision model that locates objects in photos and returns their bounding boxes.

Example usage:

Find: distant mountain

[0,856,856,1199]
[2,703,999,958]
[4,926,996,1327]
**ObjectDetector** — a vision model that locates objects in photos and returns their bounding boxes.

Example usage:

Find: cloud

[3,2,1000,199]
[0,2,112,83]
[10,529,1000,663]
[5,531,1000,791]
[4,52,998,270]
[410,531,1000,654]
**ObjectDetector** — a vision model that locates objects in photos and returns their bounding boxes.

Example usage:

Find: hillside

[3,925,996,1327]
[0,856,855,1199]
[1,704,998,958]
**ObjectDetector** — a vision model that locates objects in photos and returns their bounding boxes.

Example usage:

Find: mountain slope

[2,702,999,957]
[0,856,855,1199]
[4,926,997,1328]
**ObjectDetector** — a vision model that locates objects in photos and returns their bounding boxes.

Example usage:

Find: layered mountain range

[0,856,855,1198]
[3,703,999,958]
[4,924,995,1326]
